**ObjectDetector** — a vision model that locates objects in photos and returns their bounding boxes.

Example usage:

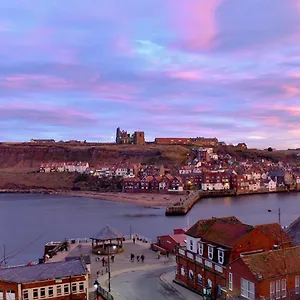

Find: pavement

[109,266,203,300]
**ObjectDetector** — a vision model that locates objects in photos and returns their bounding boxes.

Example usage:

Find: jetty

[165,190,236,216]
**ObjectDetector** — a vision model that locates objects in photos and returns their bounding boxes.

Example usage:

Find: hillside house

[202,172,230,191]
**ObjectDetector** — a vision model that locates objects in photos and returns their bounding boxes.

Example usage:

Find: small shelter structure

[91,225,123,254]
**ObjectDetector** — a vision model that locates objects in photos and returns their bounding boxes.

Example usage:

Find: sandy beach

[54,190,188,207]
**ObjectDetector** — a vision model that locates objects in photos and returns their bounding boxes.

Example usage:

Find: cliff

[0,143,190,168]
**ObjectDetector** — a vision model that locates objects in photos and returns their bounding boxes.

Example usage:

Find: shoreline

[0,189,186,208]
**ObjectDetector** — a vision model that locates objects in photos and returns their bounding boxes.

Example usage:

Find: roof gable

[186,216,252,247]
[255,223,291,244]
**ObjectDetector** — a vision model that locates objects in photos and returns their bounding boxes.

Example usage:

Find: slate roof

[186,216,253,247]
[286,216,300,246]
[241,246,300,280]
[91,225,123,241]
[255,223,291,244]
[0,260,86,284]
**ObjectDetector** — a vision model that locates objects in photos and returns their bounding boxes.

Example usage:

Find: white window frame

[189,239,194,251]
[241,278,255,300]
[71,283,77,293]
[64,285,69,295]
[208,245,214,260]
[270,281,275,299]
[33,289,38,300]
[79,282,84,293]
[48,287,54,298]
[218,249,224,264]
[198,243,204,256]
[296,276,300,294]
[276,280,280,299]
[229,272,233,291]
[40,288,46,298]
[281,279,286,298]
[57,286,62,296]
[23,290,28,300]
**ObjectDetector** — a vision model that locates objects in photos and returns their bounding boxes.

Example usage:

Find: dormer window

[198,242,204,256]
[190,239,193,251]
[208,245,214,260]
[218,248,224,264]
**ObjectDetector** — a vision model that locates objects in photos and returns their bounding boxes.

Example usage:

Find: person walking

[133,237,136,244]
[137,255,140,262]
[141,254,145,263]
[157,251,160,259]
[101,257,105,267]
[130,253,135,262]
[111,253,115,263]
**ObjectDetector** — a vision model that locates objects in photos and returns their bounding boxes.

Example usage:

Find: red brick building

[0,260,89,300]
[231,174,250,193]
[175,217,292,299]
[226,246,300,300]
[156,229,187,254]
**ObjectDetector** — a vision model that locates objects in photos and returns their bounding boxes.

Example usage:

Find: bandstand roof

[91,225,123,241]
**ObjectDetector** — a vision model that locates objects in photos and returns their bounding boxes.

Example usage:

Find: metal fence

[96,286,114,300]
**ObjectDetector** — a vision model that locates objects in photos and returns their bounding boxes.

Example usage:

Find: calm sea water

[0,192,300,265]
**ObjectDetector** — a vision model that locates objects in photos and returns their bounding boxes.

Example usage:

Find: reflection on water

[0,192,299,265]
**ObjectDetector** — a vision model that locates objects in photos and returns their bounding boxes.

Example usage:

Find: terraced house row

[175,216,300,299]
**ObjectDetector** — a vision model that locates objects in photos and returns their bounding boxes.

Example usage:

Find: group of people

[130,253,145,262]
[98,253,115,267]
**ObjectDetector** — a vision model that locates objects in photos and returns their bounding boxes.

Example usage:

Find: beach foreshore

[0,189,187,207]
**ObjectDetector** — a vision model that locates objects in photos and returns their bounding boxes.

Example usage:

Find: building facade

[226,247,300,300]
[0,260,89,300]
[175,216,292,299]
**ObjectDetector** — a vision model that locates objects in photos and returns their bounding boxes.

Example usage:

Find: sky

[0,0,300,149]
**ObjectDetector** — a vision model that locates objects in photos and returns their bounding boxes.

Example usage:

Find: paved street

[111,266,202,300]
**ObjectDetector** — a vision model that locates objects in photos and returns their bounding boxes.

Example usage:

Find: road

[111,266,187,300]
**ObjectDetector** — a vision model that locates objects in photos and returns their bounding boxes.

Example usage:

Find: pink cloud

[167,0,221,51]
[168,71,203,80]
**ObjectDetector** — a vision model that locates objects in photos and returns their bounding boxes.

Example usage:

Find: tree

[267,147,273,152]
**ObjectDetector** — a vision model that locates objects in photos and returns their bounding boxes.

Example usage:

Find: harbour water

[0,192,299,265]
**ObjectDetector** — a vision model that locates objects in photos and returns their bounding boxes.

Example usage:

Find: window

[189,269,194,281]
[208,245,214,260]
[0,290,3,300]
[23,290,28,300]
[6,291,15,300]
[270,282,275,299]
[190,239,193,251]
[229,273,233,291]
[241,278,255,300]
[198,274,203,286]
[40,288,46,298]
[296,276,300,294]
[218,249,224,264]
[57,286,62,296]
[282,279,286,298]
[79,282,84,293]
[48,287,54,297]
[198,243,204,256]
[33,289,38,299]
[64,284,69,295]
[276,280,280,299]
[180,265,185,276]
[72,283,77,293]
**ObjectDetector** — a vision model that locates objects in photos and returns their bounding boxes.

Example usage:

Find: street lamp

[108,245,117,292]
[94,280,99,300]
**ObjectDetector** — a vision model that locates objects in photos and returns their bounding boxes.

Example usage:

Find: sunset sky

[1,0,300,149]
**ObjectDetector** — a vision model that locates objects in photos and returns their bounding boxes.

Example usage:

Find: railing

[123,233,152,244]
[96,286,114,300]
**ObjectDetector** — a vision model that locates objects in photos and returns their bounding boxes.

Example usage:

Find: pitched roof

[241,247,300,280]
[255,223,291,244]
[91,225,123,240]
[186,216,252,247]
[0,260,86,284]
[286,216,300,246]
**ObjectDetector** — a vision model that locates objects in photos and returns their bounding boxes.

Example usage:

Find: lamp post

[108,245,117,292]
[93,280,99,300]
